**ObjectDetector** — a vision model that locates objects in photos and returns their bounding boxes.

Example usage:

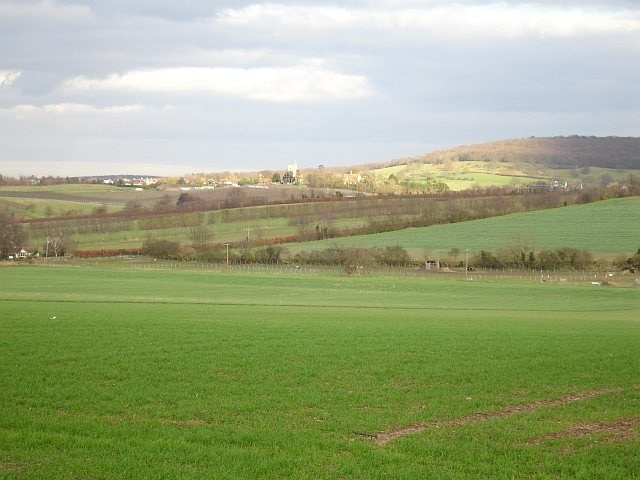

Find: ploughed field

[0,265,638,479]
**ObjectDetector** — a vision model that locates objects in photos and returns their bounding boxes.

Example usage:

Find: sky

[0,1,639,177]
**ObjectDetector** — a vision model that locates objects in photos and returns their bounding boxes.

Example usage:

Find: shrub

[373,245,411,266]
[142,237,181,259]
[474,250,502,269]
[254,245,287,264]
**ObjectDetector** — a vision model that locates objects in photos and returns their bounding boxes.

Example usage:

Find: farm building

[425,260,441,270]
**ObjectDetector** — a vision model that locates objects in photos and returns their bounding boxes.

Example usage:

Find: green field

[1,265,638,479]
[371,160,547,191]
[289,197,640,258]
[0,184,159,218]
[370,160,635,191]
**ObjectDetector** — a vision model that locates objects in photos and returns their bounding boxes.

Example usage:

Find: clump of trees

[293,245,412,268]
[534,248,594,270]
[470,246,596,271]
[617,248,640,272]
[142,236,183,260]
[0,209,27,259]
[140,234,413,270]
[253,245,287,264]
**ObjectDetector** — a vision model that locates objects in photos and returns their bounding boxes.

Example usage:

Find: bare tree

[448,247,461,265]
[45,231,67,257]
[188,225,212,250]
[0,210,27,259]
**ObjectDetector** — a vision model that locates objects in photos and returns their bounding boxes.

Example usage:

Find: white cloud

[6,104,148,123]
[0,0,93,22]
[62,65,375,102]
[217,4,361,29]
[43,103,146,114]
[0,70,21,87]
[217,3,640,38]
[162,48,299,68]
[9,103,146,116]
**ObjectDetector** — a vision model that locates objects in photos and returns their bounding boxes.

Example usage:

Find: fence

[26,256,639,287]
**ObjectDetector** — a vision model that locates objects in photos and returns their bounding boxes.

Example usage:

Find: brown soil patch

[0,462,27,472]
[366,387,622,446]
[525,417,640,445]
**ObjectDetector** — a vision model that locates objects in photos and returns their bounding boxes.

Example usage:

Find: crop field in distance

[1,264,638,479]
[4,185,639,261]
[290,196,640,258]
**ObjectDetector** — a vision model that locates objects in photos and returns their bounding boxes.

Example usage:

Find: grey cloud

[0,0,638,176]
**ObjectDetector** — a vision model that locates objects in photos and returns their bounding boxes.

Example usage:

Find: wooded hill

[350,136,639,193]
[403,136,640,170]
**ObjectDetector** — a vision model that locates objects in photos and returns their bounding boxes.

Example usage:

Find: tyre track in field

[361,387,624,446]
[524,417,640,445]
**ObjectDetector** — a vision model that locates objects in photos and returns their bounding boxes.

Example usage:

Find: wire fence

[26,256,639,287]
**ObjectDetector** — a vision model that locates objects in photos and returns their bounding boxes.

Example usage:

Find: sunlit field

[289,196,640,258]
[1,265,638,479]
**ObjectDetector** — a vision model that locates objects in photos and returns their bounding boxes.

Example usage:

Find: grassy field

[0,184,158,218]
[369,160,635,191]
[371,160,547,190]
[289,197,640,258]
[0,196,110,219]
[1,264,638,479]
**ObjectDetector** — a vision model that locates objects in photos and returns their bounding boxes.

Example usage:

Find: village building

[343,171,362,186]
[257,174,272,186]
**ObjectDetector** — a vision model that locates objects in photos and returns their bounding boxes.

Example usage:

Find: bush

[293,245,411,268]
[533,247,595,270]
[143,237,181,259]
[373,245,411,266]
[622,248,640,271]
[474,250,502,269]
[254,245,287,264]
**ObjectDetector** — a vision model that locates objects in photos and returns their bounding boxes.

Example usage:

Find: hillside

[287,197,640,258]
[362,136,640,191]
[410,136,640,170]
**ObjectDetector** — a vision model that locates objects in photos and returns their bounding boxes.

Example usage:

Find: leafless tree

[45,231,67,257]
[0,210,27,259]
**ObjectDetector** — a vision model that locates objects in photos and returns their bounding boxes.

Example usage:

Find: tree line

[140,229,640,274]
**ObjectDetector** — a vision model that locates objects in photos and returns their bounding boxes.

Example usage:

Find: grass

[0,264,638,479]
[0,184,172,216]
[288,196,640,257]
[0,184,148,218]
[371,160,547,190]
[42,216,296,251]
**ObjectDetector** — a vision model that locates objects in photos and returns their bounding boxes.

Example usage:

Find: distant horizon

[3,134,639,179]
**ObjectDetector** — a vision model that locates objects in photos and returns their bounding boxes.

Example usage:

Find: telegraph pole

[465,249,470,280]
